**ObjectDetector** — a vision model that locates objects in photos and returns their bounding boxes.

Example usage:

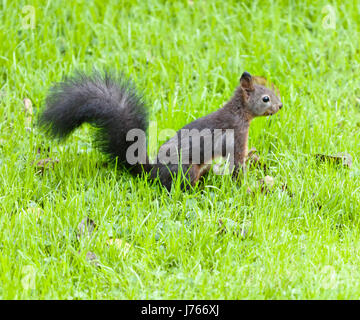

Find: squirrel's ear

[240,71,254,91]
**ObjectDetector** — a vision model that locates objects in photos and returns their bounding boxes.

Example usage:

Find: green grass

[0,0,360,299]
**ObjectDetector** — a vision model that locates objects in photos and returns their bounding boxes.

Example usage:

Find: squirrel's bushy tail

[39,70,149,174]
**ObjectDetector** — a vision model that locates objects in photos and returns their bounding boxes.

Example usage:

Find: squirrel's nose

[279,103,283,109]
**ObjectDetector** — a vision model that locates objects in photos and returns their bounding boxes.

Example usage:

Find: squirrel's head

[238,71,282,118]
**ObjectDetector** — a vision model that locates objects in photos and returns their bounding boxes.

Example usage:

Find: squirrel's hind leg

[182,164,212,190]
[178,164,201,190]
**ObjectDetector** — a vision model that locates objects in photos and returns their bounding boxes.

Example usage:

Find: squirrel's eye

[262,96,270,103]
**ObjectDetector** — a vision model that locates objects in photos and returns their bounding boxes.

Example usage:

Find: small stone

[85,251,100,267]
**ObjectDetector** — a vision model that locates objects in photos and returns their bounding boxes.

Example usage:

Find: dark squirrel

[39,70,282,191]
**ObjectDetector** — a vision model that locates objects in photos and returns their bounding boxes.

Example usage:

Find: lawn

[0,0,360,299]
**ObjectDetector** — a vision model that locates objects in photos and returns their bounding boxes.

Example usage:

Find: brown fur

[150,71,283,190]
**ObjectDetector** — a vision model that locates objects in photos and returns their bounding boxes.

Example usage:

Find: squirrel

[39,70,282,191]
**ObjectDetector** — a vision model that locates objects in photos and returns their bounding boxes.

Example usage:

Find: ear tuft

[240,71,254,91]
[241,71,252,79]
